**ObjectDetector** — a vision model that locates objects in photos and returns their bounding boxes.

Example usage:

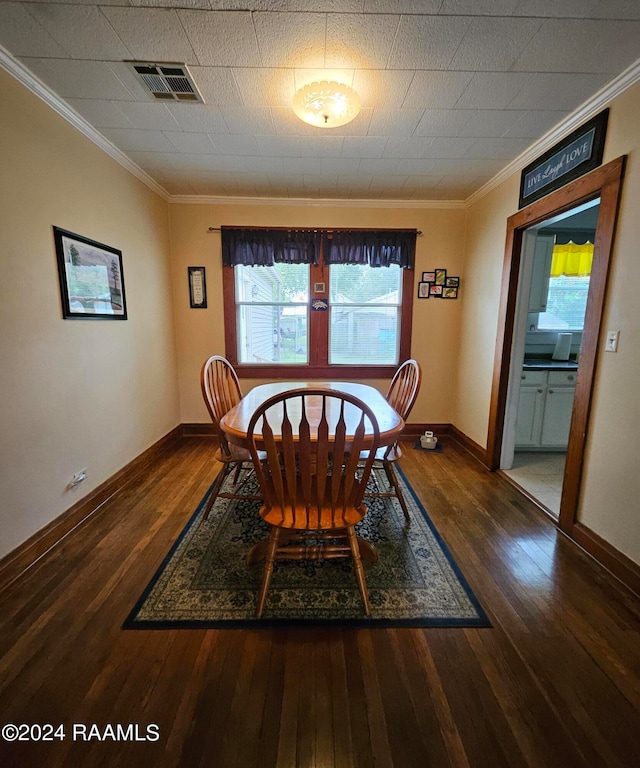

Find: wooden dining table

[219,380,405,564]
[221,380,404,449]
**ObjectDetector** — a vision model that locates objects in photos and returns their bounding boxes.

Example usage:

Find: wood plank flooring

[1,436,639,767]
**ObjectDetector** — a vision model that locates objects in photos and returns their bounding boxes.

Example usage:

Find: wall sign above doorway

[518,109,609,209]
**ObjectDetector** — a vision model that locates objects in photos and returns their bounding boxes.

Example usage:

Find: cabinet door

[528,235,554,313]
[541,387,575,447]
[515,386,546,447]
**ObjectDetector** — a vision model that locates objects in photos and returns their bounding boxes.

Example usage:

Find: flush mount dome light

[292,81,361,128]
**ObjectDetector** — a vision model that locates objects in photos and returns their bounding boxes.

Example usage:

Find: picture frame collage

[417,269,459,299]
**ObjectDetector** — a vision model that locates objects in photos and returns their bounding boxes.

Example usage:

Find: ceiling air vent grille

[127,62,204,103]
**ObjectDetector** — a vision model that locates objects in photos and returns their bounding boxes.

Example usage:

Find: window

[538,275,590,330]
[222,228,415,377]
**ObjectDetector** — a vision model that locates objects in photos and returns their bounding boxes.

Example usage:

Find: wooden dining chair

[363,359,422,523]
[246,388,381,618]
[200,355,261,522]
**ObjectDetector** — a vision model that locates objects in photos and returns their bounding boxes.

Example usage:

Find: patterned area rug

[123,467,490,629]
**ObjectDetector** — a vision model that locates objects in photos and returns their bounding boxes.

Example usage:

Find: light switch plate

[605,330,619,352]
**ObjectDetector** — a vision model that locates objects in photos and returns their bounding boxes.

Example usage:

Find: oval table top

[220,381,404,448]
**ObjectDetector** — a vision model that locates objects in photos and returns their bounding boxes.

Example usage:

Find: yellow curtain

[551,241,593,277]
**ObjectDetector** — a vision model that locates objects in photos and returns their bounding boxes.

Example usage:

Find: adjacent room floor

[502,451,566,518]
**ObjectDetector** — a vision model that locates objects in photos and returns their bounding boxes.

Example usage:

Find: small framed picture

[442,286,458,299]
[434,268,447,285]
[313,281,326,294]
[417,282,430,298]
[188,266,207,308]
[54,226,127,319]
[446,276,460,287]
[422,271,435,283]
[430,284,443,297]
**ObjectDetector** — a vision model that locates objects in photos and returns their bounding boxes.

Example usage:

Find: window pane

[329,263,401,365]
[538,275,590,330]
[235,264,309,364]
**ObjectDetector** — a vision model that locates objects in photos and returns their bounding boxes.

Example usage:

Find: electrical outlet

[605,330,619,352]
[69,468,87,489]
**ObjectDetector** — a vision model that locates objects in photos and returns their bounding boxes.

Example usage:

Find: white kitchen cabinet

[528,235,554,313]
[540,371,576,446]
[515,368,576,449]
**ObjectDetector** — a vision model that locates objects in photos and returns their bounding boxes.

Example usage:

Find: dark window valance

[221,227,417,269]
[553,229,595,245]
[325,230,415,268]
[221,227,320,267]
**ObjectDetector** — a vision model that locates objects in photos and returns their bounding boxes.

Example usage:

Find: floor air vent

[127,62,204,103]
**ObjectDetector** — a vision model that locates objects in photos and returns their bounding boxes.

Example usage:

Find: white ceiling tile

[252,12,326,69]
[502,110,569,139]
[287,1,364,11]
[352,70,414,109]
[510,1,604,18]
[586,0,640,20]
[359,158,436,175]
[439,0,520,13]
[424,137,477,158]
[279,157,324,174]
[453,72,532,110]
[115,102,181,131]
[187,67,243,107]
[26,4,131,60]
[413,109,472,137]
[293,69,357,92]
[388,16,473,69]
[448,17,543,71]
[341,136,388,159]
[403,72,474,109]
[457,109,527,138]
[296,136,343,157]
[65,99,134,129]
[209,134,261,155]
[512,19,640,74]
[233,68,296,107]
[100,128,177,153]
[325,13,399,69]
[507,73,612,111]
[0,3,67,57]
[464,137,532,159]
[178,10,262,66]
[164,132,217,154]
[382,137,433,158]
[165,104,230,134]
[321,157,361,174]
[366,109,424,136]
[220,107,275,134]
[19,58,137,100]
[101,8,198,65]
[255,136,301,156]
[364,1,442,14]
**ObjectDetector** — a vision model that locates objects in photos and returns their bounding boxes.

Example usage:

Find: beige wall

[169,202,466,426]
[0,69,179,559]
[459,80,640,566]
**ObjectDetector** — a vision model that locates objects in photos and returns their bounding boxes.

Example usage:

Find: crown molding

[0,45,169,202]
[168,194,466,209]
[465,58,640,208]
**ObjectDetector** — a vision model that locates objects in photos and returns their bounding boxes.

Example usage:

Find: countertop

[523,358,579,371]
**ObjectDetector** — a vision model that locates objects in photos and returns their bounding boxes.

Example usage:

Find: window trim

[222,258,414,379]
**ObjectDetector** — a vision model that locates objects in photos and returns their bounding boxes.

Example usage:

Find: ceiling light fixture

[292,81,361,128]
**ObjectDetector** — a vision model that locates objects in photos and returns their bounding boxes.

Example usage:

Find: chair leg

[201,462,233,523]
[232,461,243,484]
[383,460,411,524]
[256,527,280,618]
[346,526,371,616]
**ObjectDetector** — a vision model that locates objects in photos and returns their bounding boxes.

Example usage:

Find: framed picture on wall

[434,268,447,285]
[417,282,430,298]
[53,227,127,320]
[188,266,207,308]
[422,271,435,283]
[430,284,443,297]
[442,286,459,299]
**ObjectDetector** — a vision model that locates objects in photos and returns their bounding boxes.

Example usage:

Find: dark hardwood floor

[1,436,639,767]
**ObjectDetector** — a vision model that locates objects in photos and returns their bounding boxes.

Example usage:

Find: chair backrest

[386,359,422,421]
[246,388,380,528]
[201,356,243,455]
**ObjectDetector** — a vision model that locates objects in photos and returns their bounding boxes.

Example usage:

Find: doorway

[486,156,625,538]
[501,201,599,518]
